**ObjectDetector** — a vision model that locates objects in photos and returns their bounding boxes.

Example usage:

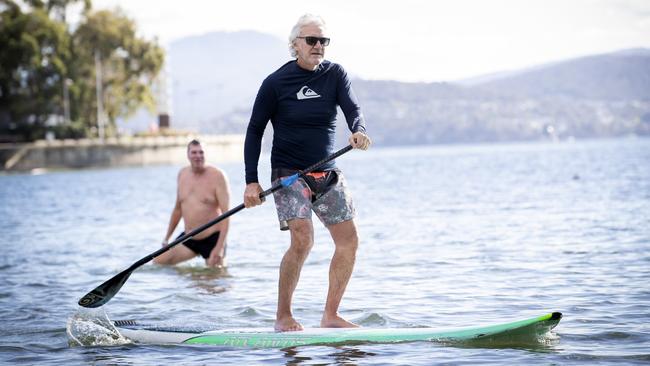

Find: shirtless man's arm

[207,168,230,267]
[162,170,184,245]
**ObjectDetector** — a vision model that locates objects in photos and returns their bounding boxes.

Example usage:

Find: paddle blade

[78,269,133,308]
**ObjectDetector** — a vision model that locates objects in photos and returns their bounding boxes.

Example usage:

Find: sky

[84,0,650,83]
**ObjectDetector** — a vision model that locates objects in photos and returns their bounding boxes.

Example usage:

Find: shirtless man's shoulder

[205,166,228,183]
[206,165,225,174]
[178,166,192,178]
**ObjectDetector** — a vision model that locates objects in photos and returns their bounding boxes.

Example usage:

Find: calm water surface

[1,138,649,365]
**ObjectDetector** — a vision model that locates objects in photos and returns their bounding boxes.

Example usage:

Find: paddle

[78,145,354,308]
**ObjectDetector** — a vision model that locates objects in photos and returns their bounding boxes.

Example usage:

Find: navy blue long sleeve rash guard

[244,60,366,184]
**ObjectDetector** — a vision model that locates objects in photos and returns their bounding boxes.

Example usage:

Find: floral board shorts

[271,168,356,231]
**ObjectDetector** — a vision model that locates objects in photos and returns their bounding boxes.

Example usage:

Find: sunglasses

[297,36,330,47]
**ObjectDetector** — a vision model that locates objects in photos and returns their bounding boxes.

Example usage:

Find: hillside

[474,49,650,100]
[353,49,650,144]
[165,32,650,144]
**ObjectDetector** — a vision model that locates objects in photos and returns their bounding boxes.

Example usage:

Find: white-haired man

[243,14,371,332]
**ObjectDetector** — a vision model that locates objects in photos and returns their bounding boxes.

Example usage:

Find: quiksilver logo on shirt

[296,86,321,100]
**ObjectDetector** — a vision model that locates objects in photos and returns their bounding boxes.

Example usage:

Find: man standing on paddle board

[243,14,371,332]
[155,139,231,267]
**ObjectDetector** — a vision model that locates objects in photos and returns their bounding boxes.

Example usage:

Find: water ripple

[1,139,649,365]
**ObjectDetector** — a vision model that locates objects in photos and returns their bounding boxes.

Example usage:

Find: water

[1,138,649,365]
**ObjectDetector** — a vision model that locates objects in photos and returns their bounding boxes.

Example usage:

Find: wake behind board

[114,312,562,348]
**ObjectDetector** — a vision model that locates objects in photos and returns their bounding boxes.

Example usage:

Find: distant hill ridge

[472,49,650,100]
[167,31,650,144]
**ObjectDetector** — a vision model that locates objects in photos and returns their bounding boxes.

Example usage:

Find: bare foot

[275,316,304,332]
[320,314,359,328]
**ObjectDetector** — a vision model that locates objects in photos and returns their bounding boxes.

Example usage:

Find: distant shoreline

[0,135,244,172]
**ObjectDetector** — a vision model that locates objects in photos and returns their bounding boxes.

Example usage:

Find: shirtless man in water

[154,139,230,267]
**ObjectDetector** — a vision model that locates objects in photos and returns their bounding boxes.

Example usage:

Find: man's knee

[153,248,185,265]
[289,220,314,255]
[331,220,359,251]
[153,255,172,265]
[340,233,359,252]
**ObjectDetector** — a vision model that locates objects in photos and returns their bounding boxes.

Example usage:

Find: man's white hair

[288,14,327,58]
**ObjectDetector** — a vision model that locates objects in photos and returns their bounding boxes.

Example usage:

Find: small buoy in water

[30,168,48,175]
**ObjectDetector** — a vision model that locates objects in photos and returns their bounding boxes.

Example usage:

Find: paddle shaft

[78,145,353,308]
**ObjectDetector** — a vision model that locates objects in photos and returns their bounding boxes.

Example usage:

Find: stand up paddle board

[114,312,562,348]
